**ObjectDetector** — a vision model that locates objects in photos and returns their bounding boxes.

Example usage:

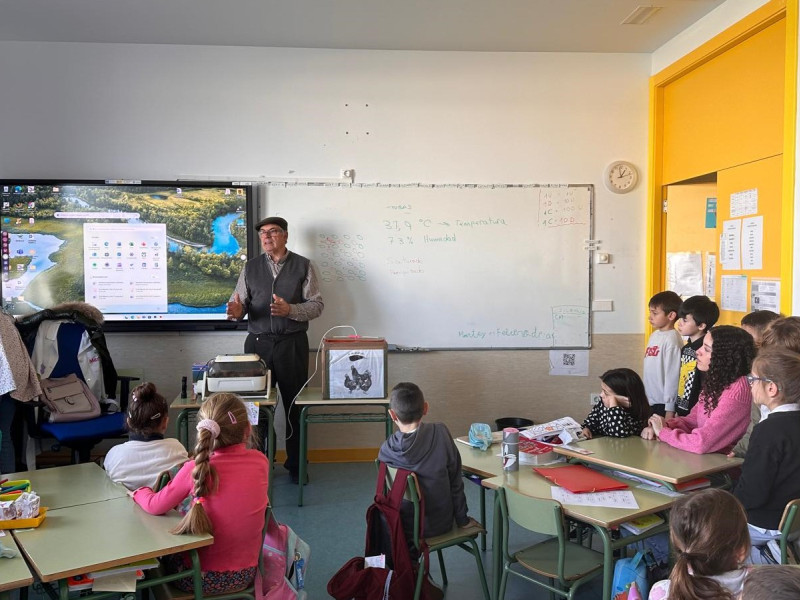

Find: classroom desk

[5,462,128,510]
[296,387,392,506]
[552,436,743,490]
[460,446,673,600]
[12,496,212,599]
[0,533,33,600]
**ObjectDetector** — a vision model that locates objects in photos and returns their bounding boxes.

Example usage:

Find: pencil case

[0,480,31,501]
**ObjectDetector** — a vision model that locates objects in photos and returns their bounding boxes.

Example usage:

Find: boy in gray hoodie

[378,382,479,541]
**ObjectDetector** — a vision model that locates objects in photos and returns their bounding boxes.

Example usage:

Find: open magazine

[519,416,588,446]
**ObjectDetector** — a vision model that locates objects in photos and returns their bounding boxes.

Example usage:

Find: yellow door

[664,182,719,298]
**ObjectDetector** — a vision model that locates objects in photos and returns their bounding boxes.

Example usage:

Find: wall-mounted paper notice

[741,216,763,270]
[549,350,589,376]
[751,279,780,313]
[720,220,741,270]
[730,188,758,218]
[705,253,717,300]
[666,252,703,297]
[721,275,748,312]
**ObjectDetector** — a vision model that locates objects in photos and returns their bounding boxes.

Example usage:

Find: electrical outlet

[590,393,602,406]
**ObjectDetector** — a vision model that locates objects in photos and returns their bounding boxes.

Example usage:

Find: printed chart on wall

[264,183,592,349]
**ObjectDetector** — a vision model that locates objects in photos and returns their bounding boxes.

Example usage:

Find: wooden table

[0,533,33,600]
[5,462,128,510]
[13,496,213,599]
[459,443,674,600]
[296,387,392,506]
[552,436,744,490]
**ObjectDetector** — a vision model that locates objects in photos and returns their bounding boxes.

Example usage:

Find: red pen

[0,479,8,486]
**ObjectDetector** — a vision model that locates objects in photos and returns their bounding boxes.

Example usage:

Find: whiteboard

[263,184,592,349]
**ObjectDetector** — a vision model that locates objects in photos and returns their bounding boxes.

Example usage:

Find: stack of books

[673,477,711,492]
[620,513,665,535]
[67,557,159,591]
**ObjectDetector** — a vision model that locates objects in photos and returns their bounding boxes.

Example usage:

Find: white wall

[0,42,651,444]
[651,0,770,75]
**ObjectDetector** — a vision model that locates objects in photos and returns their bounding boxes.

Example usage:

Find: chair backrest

[16,307,118,400]
[779,499,800,541]
[385,464,423,549]
[154,470,172,492]
[498,486,569,580]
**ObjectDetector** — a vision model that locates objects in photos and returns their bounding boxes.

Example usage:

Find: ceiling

[0,0,727,53]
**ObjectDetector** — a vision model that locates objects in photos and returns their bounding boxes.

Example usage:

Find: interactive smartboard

[263,183,592,349]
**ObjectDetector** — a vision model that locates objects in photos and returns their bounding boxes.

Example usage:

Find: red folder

[532,464,628,493]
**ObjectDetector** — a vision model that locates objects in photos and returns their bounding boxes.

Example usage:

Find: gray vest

[244,252,310,335]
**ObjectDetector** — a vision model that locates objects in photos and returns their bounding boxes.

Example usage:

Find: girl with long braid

[133,393,269,594]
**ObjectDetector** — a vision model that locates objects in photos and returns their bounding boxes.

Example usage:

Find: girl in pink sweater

[641,325,754,454]
[133,393,269,594]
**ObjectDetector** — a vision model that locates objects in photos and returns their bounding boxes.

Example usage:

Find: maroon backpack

[328,461,432,600]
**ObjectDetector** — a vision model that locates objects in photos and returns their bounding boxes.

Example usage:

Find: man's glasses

[746,374,775,387]
[258,228,284,238]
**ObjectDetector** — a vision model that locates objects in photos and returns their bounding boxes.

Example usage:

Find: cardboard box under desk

[321,337,388,399]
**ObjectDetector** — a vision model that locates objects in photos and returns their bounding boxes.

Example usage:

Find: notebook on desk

[533,464,628,493]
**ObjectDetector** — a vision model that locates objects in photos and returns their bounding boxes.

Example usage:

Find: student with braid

[649,489,752,600]
[104,382,188,490]
[133,393,269,594]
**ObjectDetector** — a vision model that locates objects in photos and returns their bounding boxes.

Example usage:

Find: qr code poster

[548,350,589,376]
[327,348,386,399]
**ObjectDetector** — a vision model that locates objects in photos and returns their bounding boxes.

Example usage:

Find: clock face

[605,161,638,193]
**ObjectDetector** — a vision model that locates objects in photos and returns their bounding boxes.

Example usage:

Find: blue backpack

[612,551,650,598]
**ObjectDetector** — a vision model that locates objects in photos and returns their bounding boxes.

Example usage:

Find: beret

[254,216,288,232]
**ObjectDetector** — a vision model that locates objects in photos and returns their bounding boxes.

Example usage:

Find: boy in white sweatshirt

[643,290,683,419]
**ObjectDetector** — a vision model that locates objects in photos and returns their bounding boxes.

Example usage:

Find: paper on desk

[92,572,138,592]
[551,487,639,509]
[244,401,259,426]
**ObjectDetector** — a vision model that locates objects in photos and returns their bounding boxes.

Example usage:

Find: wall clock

[603,161,638,194]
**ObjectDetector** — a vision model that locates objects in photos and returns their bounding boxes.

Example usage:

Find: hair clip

[150,412,162,421]
[228,411,237,424]
[192,496,205,505]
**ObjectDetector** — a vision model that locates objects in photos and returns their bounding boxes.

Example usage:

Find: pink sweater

[657,376,752,454]
[133,443,269,572]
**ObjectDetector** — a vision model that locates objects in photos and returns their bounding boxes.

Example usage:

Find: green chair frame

[384,464,491,600]
[778,498,800,564]
[154,470,173,492]
[496,486,605,600]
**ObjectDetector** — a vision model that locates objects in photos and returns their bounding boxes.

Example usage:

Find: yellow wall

[662,18,785,184]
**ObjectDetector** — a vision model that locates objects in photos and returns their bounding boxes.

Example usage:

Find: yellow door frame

[646,0,797,317]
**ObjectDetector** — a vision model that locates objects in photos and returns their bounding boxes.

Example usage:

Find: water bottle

[501,427,519,471]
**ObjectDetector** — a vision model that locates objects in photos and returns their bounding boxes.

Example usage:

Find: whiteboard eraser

[592,300,614,312]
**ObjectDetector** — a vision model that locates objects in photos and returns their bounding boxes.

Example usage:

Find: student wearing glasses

[733,347,800,563]
[226,216,323,484]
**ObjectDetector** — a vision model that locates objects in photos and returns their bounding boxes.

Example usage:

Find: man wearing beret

[226,216,323,484]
